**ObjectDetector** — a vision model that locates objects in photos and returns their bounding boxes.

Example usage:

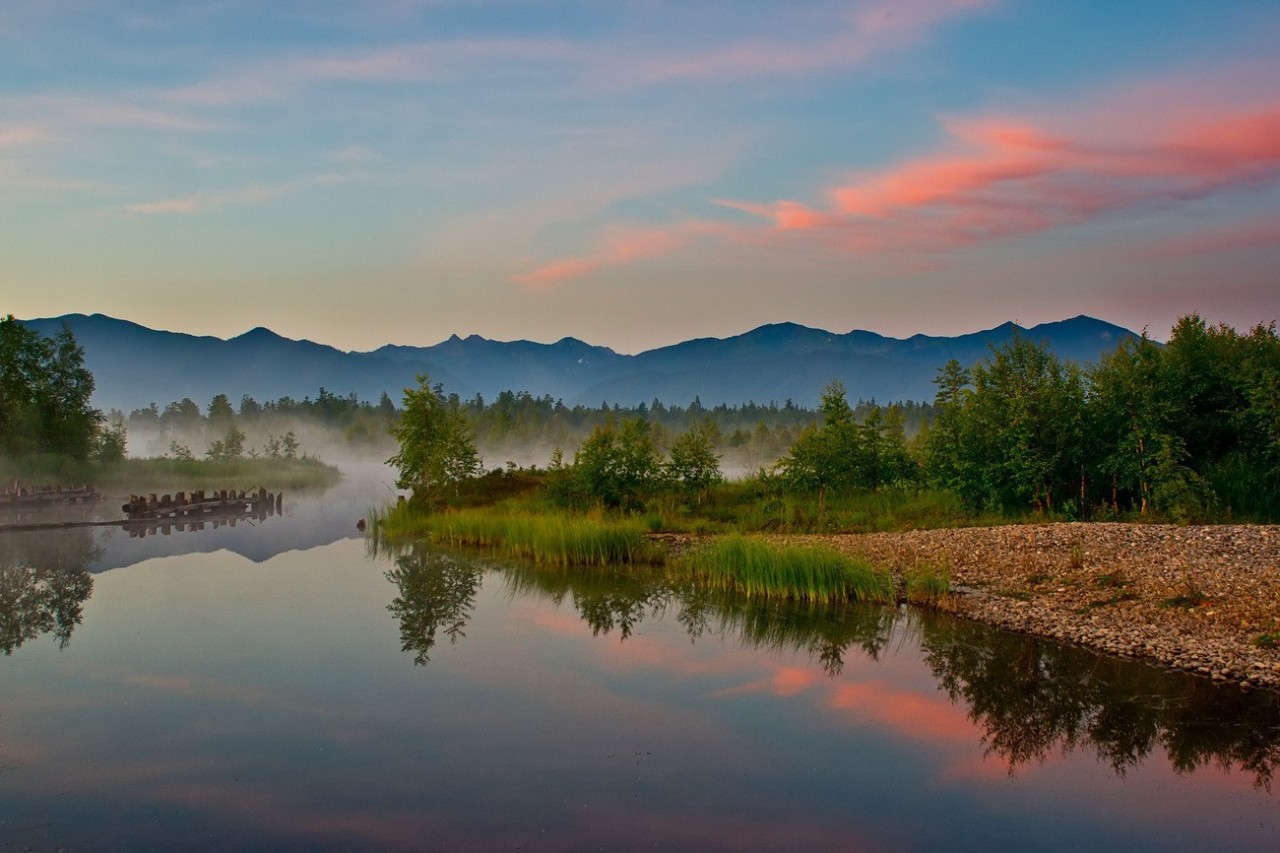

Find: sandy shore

[802,523,1280,691]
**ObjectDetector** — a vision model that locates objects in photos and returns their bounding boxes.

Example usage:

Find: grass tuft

[674,535,891,605]
[369,503,664,567]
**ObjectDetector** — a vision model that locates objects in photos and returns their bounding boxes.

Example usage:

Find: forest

[5,313,1278,524]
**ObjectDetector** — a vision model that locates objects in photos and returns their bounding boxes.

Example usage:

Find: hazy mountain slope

[18,313,1139,411]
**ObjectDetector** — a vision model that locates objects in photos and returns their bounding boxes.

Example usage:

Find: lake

[3,469,1278,850]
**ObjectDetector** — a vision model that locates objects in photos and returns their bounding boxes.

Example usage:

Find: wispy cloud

[0,123,49,148]
[619,0,993,85]
[728,97,1280,253]
[126,173,348,215]
[513,221,721,292]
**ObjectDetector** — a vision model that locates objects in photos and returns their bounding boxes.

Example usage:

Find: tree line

[390,314,1279,523]
[924,315,1279,520]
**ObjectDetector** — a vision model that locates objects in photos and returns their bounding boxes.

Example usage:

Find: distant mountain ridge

[18,313,1139,412]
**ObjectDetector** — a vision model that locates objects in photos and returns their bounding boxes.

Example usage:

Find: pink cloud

[513,223,703,291]
[727,99,1280,254]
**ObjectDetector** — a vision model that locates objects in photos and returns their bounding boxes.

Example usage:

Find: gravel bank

[811,523,1280,691]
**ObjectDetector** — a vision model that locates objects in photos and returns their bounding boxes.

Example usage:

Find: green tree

[775,381,866,512]
[0,317,101,460]
[666,420,722,503]
[1088,335,1189,515]
[207,393,235,425]
[205,423,247,461]
[569,418,662,510]
[388,375,482,498]
[94,412,128,462]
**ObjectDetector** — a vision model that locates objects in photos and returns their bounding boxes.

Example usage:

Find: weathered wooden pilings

[122,487,281,521]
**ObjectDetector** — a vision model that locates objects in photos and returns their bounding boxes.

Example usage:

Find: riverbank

[812,523,1280,691]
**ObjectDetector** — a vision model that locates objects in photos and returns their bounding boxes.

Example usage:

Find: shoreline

[807,522,1280,691]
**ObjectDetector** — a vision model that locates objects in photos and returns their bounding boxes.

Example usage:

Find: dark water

[2,471,1279,851]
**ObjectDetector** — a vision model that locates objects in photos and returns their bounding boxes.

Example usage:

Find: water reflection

[377,541,1280,789]
[0,527,98,653]
[920,618,1280,789]
[385,548,482,665]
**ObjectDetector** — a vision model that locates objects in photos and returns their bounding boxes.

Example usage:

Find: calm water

[3,471,1279,851]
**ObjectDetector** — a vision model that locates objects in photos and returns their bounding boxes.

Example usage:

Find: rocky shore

[814,523,1280,691]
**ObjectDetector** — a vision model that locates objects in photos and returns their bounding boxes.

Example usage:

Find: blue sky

[3,0,1278,351]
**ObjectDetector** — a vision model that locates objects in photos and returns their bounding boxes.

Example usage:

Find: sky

[2,0,1278,353]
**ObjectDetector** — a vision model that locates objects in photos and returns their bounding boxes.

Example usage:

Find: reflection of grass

[674,535,891,605]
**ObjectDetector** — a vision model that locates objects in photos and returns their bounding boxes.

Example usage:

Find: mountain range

[18,313,1139,413]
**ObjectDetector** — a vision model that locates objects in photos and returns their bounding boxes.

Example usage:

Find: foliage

[919,316,1280,521]
[665,419,723,502]
[0,316,102,461]
[774,381,925,512]
[205,423,247,461]
[388,374,482,499]
[93,412,128,463]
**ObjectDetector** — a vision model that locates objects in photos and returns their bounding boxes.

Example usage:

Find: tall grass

[369,503,664,567]
[675,535,891,605]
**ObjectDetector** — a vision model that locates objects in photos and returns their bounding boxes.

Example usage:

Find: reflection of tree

[385,545,482,665]
[0,528,99,653]
[919,615,1280,789]
[376,543,1280,789]
[709,595,897,677]
[504,564,669,640]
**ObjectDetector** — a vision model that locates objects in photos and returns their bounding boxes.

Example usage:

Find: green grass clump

[675,535,891,605]
[369,503,664,567]
[903,560,950,605]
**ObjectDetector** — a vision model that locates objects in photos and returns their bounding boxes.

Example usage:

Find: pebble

[811,521,1280,692]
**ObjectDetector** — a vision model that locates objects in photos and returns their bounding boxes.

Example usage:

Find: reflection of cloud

[828,679,979,743]
[714,665,822,698]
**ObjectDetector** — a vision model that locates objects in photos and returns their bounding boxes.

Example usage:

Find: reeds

[675,535,891,605]
[370,504,664,567]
